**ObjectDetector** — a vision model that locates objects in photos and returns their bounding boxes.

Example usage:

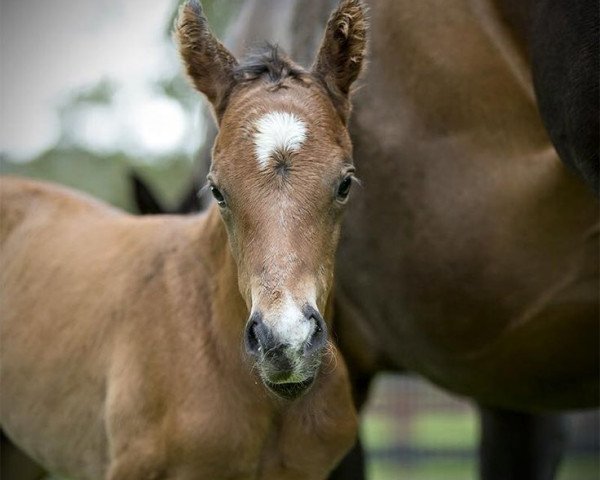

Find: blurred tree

[55,79,116,148]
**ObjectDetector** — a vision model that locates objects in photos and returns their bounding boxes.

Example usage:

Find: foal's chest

[169,394,355,480]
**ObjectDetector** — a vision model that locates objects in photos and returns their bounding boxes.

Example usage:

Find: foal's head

[176,0,366,399]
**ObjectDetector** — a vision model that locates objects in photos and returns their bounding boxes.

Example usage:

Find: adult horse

[0,1,367,478]
[132,1,599,479]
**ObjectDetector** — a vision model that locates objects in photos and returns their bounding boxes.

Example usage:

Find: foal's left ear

[174,0,238,120]
[312,0,368,122]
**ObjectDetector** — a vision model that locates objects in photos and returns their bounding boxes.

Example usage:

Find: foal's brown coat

[0,1,367,478]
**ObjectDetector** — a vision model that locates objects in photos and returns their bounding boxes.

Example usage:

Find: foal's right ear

[174,0,238,119]
[312,0,368,122]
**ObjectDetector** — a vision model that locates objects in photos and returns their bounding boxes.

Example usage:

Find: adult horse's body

[336,0,598,409]
[1,1,368,478]
[133,1,599,478]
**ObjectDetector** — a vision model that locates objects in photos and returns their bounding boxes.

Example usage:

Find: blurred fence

[361,374,600,480]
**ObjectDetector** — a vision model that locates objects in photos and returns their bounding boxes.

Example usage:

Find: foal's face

[176,0,366,399]
[209,81,355,396]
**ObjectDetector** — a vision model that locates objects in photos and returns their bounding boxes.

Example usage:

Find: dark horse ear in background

[175,0,238,121]
[129,171,203,215]
[312,0,368,123]
[129,171,165,214]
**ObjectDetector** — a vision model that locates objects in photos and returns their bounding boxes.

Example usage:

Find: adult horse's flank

[0,1,367,478]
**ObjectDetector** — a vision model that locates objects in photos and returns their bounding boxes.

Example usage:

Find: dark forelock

[234,44,307,85]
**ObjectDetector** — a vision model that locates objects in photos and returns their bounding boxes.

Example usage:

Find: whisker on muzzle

[320,341,338,374]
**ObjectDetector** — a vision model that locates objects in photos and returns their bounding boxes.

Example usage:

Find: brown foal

[0,1,367,479]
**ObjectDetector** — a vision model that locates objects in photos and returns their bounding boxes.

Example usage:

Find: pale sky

[0,0,202,160]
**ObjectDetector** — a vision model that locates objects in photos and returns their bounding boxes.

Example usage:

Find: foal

[0,1,367,479]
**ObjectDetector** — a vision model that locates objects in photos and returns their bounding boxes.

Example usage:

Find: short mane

[234,44,307,86]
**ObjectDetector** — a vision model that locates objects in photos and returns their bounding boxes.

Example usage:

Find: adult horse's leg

[0,432,47,480]
[478,405,567,480]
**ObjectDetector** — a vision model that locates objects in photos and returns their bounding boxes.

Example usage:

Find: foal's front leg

[327,371,374,480]
[478,404,567,480]
[328,437,367,480]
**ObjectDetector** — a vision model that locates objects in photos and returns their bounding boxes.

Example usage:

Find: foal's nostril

[303,306,328,355]
[244,312,269,356]
[245,321,259,355]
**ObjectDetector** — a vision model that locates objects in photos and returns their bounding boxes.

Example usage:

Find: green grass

[411,411,477,450]
[559,456,600,480]
[366,457,600,480]
[368,459,476,480]
[362,408,599,480]
[361,413,400,450]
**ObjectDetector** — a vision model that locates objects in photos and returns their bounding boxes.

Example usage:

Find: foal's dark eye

[337,176,353,201]
[210,185,226,207]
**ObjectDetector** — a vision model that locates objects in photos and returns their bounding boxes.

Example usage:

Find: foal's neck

[192,205,251,370]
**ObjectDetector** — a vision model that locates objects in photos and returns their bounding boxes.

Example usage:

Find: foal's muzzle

[244,306,327,399]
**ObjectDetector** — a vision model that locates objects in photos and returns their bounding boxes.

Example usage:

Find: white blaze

[253,111,307,168]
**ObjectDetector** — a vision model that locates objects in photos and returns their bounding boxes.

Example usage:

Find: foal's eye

[210,185,226,207]
[337,176,353,201]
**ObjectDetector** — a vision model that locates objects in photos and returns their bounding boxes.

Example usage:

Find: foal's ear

[312,0,368,121]
[174,0,238,119]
